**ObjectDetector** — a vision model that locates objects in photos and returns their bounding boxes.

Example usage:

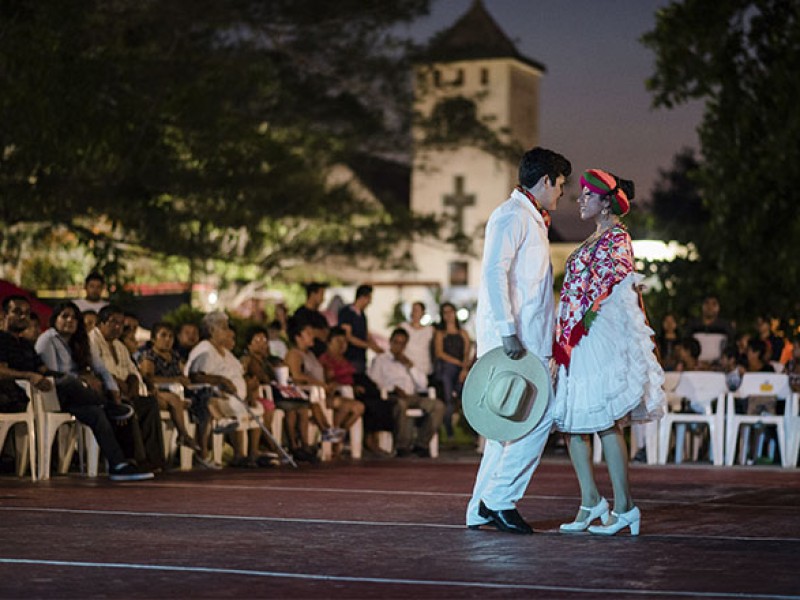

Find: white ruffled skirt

[552,273,666,434]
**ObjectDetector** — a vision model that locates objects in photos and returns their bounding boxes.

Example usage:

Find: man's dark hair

[84,272,105,286]
[1,294,30,312]
[97,304,124,324]
[518,146,572,188]
[305,282,327,297]
[267,319,282,331]
[747,338,769,362]
[245,325,269,346]
[390,328,409,341]
[329,325,346,338]
[355,284,373,299]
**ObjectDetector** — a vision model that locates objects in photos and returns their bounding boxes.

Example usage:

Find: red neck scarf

[516,186,551,229]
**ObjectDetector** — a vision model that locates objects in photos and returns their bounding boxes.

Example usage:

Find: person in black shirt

[292,282,330,357]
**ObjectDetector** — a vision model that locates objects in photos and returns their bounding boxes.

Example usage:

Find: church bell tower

[409,0,546,295]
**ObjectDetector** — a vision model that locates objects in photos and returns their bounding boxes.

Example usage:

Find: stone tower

[408,0,546,297]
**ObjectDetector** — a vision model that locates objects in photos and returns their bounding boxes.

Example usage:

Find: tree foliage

[0,0,437,288]
[642,0,800,324]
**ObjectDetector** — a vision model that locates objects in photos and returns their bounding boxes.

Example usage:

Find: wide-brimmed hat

[462,347,550,442]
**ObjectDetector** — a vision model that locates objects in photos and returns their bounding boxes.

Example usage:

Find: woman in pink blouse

[553,169,665,536]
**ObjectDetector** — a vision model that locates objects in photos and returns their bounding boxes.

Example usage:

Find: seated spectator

[0,295,44,414]
[321,326,391,456]
[267,320,288,359]
[755,315,786,364]
[73,272,109,313]
[33,300,153,481]
[174,322,200,362]
[785,338,800,393]
[89,305,165,471]
[82,309,98,334]
[284,319,347,445]
[674,337,707,372]
[744,338,775,373]
[656,313,681,371]
[185,311,266,467]
[719,346,746,392]
[138,322,233,469]
[240,325,312,462]
[368,328,445,458]
[120,325,141,360]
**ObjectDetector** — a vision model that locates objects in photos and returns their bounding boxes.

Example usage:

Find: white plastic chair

[156,383,196,471]
[0,380,37,481]
[725,373,797,467]
[32,378,102,479]
[657,372,727,466]
[592,422,659,465]
[377,387,440,458]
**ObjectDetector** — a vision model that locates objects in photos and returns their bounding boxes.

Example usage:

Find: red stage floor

[1,454,799,599]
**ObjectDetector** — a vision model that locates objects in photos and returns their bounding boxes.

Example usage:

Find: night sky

[406,0,704,239]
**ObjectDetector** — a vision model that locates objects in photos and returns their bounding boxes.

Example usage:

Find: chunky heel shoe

[588,506,641,536]
[559,497,610,533]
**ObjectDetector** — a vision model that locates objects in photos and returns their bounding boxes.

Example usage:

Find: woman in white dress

[552,169,665,536]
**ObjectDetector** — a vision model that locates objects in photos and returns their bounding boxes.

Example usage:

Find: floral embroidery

[554,225,634,366]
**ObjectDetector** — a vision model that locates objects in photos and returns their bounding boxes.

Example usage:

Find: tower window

[434,69,441,87]
[481,68,489,85]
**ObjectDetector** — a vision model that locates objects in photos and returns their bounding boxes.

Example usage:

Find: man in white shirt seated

[368,328,445,458]
[89,305,165,471]
[185,311,265,466]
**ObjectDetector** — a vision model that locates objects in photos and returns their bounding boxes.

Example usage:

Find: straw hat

[462,347,550,442]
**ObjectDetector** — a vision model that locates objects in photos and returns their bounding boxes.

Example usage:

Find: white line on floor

[0,558,797,599]
[2,506,800,543]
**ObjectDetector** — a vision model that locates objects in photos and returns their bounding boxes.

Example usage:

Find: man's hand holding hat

[502,334,526,359]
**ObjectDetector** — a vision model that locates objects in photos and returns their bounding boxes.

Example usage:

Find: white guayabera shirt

[475,188,555,360]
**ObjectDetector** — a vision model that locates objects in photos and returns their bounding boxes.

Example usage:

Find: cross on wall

[442,175,475,236]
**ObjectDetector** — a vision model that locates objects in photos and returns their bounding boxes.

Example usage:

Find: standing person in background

[338,285,383,374]
[467,147,572,535]
[656,313,681,371]
[552,168,664,537]
[433,302,472,439]
[293,282,330,357]
[401,302,434,382]
[73,272,109,314]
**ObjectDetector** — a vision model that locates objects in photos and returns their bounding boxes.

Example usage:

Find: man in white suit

[466,146,571,534]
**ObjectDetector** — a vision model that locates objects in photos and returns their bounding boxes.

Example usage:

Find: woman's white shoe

[559,497,611,533]
[588,506,641,536]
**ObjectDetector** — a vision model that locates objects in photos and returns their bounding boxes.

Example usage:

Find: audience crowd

[2,274,797,479]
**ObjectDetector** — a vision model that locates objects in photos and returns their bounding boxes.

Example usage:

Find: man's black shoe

[478,500,533,535]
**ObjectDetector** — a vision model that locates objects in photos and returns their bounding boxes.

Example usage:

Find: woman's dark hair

[244,325,269,346]
[150,322,174,340]
[609,173,635,201]
[329,325,346,338]
[437,302,461,330]
[49,301,92,370]
[286,317,310,346]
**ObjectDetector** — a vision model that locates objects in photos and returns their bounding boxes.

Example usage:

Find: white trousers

[466,392,553,526]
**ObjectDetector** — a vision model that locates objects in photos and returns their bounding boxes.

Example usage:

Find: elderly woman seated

[184,311,268,468]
